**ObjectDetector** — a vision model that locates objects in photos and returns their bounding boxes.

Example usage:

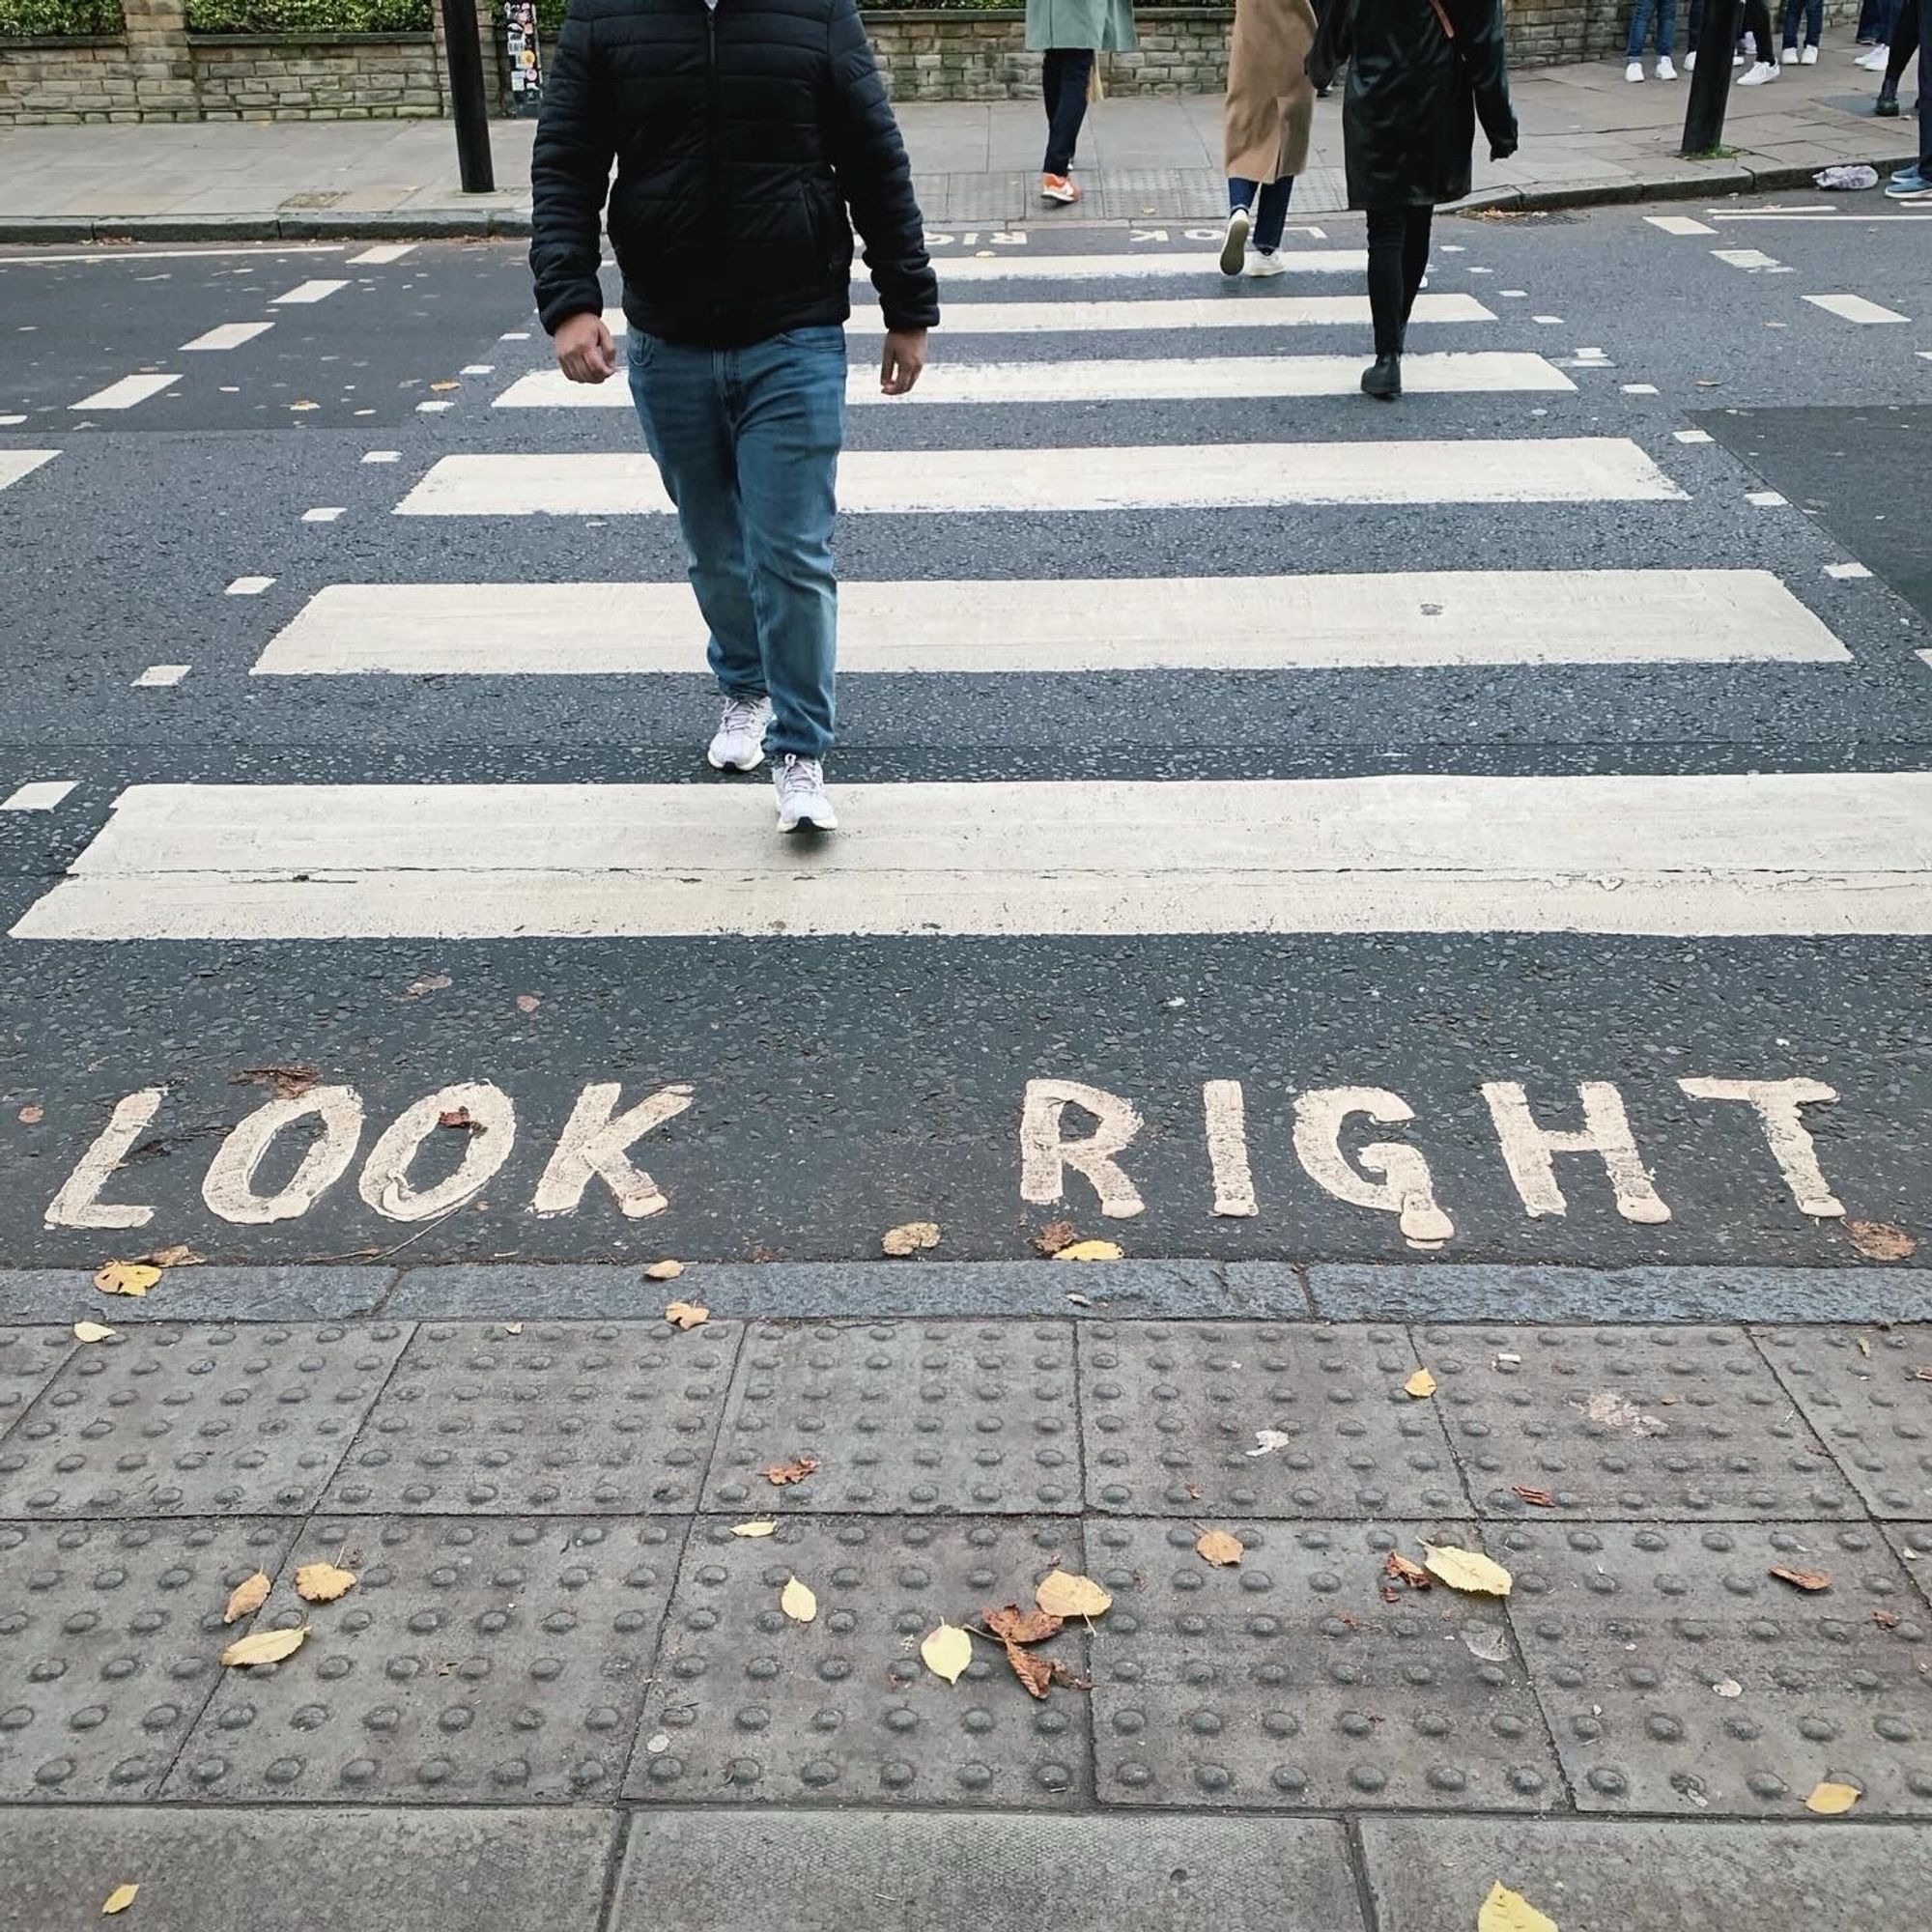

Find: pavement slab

[0,1322,74,1435]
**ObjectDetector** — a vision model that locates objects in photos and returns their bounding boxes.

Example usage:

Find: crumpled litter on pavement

[1814,164,1879,191]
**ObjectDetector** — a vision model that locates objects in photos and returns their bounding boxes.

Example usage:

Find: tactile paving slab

[1500,1519,1932,1816]
[324,1321,737,1514]
[1087,1518,1560,1811]
[1420,1324,1855,1520]
[1754,1325,1932,1520]
[1078,1322,1467,1518]
[704,1321,1080,1514]
[0,1325,72,1437]
[0,1323,412,1519]
[171,1515,686,1803]
[0,1517,298,1799]
[629,1516,1092,1805]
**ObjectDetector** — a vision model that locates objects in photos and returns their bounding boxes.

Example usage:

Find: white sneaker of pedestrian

[1855,43,1889,68]
[1800,42,1818,61]
[1626,58,1645,80]
[1738,59,1780,82]
[1780,43,1799,61]
[1656,55,1678,77]
[774,753,838,833]
[1244,249,1289,277]
[707,694,773,772]
[1219,205,1251,276]
[1684,48,1695,68]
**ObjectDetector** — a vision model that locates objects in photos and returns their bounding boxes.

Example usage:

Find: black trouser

[1743,0,1775,57]
[1041,48,1094,176]
[1883,0,1918,88]
[1367,206,1433,355]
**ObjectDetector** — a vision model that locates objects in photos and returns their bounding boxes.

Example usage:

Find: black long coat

[1308,0,1518,211]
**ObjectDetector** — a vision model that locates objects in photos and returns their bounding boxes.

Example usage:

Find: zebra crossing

[9,233,1923,945]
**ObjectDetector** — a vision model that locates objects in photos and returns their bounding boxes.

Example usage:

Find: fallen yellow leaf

[1053,1239,1123,1262]
[1423,1545,1513,1597]
[1804,1780,1861,1815]
[1405,1367,1437,1399]
[1847,1220,1916,1263]
[294,1562,357,1604]
[881,1220,940,1258]
[219,1624,308,1668]
[781,1575,817,1624]
[731,1520,777,1538]
[1196,1529,1244,1567]
[222,1571,271,1625]
[664,1299,709,1330]
[94,1261,159,1298]
[1477,1881,1557,1932]
[921,1622,973,1684]
[1036,1570,1113,1619]
[645,1259,685,1281]
[101,1885,140,1917]
[72,1321,116,1344]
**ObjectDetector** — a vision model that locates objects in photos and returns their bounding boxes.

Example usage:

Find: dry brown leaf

[1384,1551,1432,1590]
[101,1885,140,1918]
[1054,1239,1123,1262]
[1477,1882,1557,1932]
[1804,1779,1861,1815]
[731,1520,777,1539]
[644,1259,685,1281]
[1048,1658,1092,1691]
[1033,1220,1076,1257]
[880,1220,940,1258]
[1769,1566,1831,1593]
[1004,1638,1055,1699]
[222,1571,271,1624]
[664,1300,709,1330]
[764,1455,819,1487]
[142,1244,203,1268]
[921,1622,973,1685]
[233,1063,317,1099]
[1404,1367,1437,1400]
[294,1562,357,1605]
[430,380,461,390]
[1848,1220,1917,1262]
[1912,1366,1932,1383]
[1196,1529,1244,1567]
[72,1321,116,1345]
[17,1103,43,1123]
[983,1604,1064,1645]
[219,1624,308,1668]
[516,993,543,1012]
[1036,1570,1112,1619]
[1511,1486,1556,1508]
[94,1261,160,1298]
[1873,1608,1900,1630]
[403,973,451,999]
[780,1575,817,1624]
[1422,1545,1513,1597]
[438,1106,480,1131]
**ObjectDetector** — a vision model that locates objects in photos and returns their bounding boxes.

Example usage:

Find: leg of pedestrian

[1876,0,1916,112]
[1656,0,1680,75]
[1363,206,1409,398]
[1740,0,1782,79]
[1627,0,1659,78]
[1221,177,1256,275]
[1039,48,1094,201]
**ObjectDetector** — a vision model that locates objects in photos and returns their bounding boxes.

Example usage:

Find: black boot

[1362,353,1402,400]
[1875,88,1899,115]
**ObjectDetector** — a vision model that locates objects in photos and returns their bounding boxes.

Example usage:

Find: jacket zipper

[705,1,723,326]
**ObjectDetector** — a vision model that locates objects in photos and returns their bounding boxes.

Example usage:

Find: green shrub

[0,0,126,37]
[184,0,431,32]
[533,0,1217,25]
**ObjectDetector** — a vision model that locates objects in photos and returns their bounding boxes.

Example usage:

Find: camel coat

[1224,0,1319,184]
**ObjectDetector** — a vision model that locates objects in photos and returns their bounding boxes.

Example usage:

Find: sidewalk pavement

[0,1265,1928,1929]
[0,54,1918,242]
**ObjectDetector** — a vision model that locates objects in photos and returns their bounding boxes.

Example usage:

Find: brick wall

[190,31,441,120]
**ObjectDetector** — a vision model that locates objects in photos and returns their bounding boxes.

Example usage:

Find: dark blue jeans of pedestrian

[1041,47,1095,175]
[1228,173,1295,251]
[627,326,845,763]
[1855,0,1894,40]
[1627,0,1678,57]
[1779,0,1822,45]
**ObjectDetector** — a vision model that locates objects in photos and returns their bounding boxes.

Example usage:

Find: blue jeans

[1780,0,1822,43]
[627,326,845,763]
[1627,0,1677,56]
[1229,174,1295,251]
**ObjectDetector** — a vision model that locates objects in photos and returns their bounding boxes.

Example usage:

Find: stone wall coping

[0,33,128,48]
[185,28,433,44]
[860,5,1233,18]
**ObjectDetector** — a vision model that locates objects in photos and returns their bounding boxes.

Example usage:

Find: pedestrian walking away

[1855,0,1895,68]
[1884,0,1932,191]
[529,0,940,834]
[1308,0,1518,401]
[1623,0,1679,82]
[1873,0,1918,117]
[1221,0,1320,276]
[1026,0,1138,204]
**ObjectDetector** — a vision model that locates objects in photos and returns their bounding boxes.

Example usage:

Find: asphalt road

[1,194,1928,1270]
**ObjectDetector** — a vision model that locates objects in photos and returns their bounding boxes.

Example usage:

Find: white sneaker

[707,695,773,772]
[1656,55,1677,78]
[1626,59,1645,81]
[1780,43,1800,61]
[774,754,838,833]
[1856,43,1889,69]
[1243,249,1288,278]
[1219,204,1251,276]
[1800,42,1818,62]
[1738,59,1780,83]
[1684,49,1695,69]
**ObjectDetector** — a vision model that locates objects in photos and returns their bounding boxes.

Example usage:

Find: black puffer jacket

[531,0,939,347]
[1308,0,1518,210]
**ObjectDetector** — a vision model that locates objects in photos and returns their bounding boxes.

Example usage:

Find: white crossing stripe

[1,781,76,812]
[132,665,190,688]
[604,294,1493,337]
[1803,293,1909,325]
[181,321,274,351]
[17,773,1932,941]
[1646,214,1718,235]
[397,440,1686,516]
[497,352,1572,411]
[226,575,276,595]
[897,250,1368,282]
[1712,248,1783,271]
[0,451,58,492]
[349,243,416,265]
[71,373,180,411]
[270,279,350,305]
[253,571,1846,677]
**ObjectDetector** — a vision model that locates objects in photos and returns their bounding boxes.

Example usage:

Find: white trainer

[1244,249,1289,277]
[1800,42,1818,61]
[1656,55,1677,77]
[1684,49,1695,68]
[1219,205,1251,276]
[1737,59,1780,83]
[1625,59,1645,80]
[774,753,838,833]
[1855,43,1889,69]
[706,695,773,772]
[1780,43,1799,61]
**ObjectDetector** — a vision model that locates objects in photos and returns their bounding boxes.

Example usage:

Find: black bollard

[440,0,497,193]
[1681,0,1746,156]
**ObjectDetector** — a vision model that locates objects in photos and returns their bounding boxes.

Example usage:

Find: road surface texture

[0,187,1929,1928]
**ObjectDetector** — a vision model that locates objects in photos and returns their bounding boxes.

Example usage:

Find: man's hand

[879,327,927,397]
[554,311,616,384]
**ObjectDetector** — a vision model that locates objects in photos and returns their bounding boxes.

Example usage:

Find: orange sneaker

[1039,174,1081,205]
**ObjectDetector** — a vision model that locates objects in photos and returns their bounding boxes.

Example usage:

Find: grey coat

[1025,0,1137,51]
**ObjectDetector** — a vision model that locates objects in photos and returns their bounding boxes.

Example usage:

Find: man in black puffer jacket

[532,0,940,833]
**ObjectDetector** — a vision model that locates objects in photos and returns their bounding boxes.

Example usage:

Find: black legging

[1743,0,1776,58]
[1367,206,1433,356]
[1882,0,1918,89]
[1041,48,1094,177]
